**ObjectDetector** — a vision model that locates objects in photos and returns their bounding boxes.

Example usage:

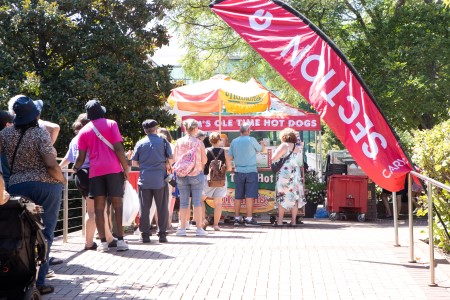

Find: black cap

[12,96,40,126]
[85,99,106,120]
[142,119,158,129]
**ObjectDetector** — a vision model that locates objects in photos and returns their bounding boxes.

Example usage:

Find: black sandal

[37,285,54,295]
[84,242,98,251]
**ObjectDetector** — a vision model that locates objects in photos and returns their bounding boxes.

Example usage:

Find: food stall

[168,76,321,223]
[182,110,320,222]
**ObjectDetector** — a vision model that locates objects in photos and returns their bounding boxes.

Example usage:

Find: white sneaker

[117,240,129,251]
[185,221,191,230]
[176,228,187,236]
[196,228,208,236]
[97,242,109,252]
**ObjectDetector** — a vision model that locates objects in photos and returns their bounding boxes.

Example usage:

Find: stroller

[0,196,48,300]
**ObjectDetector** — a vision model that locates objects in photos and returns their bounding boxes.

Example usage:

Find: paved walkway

[44,219,450,300]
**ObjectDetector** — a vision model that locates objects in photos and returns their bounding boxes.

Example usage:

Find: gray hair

[144,126,158,135]
[240,122,251,133]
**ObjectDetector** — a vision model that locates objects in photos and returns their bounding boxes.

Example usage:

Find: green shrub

[304,170,326,205]
[412,117,450,253]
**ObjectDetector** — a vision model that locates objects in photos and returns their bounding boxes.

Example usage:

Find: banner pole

[393,191,400,247]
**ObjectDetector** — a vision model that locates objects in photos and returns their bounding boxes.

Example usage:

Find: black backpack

[207,148,226,187]
[0,196,47,299]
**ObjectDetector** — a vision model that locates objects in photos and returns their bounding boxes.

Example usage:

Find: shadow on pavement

[44,276,176,300]
[350,259,429,269]
[158,240,214,245]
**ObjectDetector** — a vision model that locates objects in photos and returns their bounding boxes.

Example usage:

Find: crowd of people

[1,94,425,298]
[0,94,309,295]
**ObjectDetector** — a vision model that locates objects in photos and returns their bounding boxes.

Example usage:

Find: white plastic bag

[149,199,156,224]
[122,181,140,226]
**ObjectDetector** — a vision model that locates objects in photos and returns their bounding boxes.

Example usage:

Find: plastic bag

[122,181,140,226]
[314,207,329,219]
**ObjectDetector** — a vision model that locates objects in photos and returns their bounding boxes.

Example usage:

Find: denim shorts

[234,172,258,199]
[177,173,204,208]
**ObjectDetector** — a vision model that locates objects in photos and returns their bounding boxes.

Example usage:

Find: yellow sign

[220,90,270,113]
[205,188,275,214]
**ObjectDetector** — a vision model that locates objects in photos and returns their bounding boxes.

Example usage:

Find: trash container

[327,174,368,222]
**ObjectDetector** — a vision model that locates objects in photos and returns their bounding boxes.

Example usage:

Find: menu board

[256,148,274,169]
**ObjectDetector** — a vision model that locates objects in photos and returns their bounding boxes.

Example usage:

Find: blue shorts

[177,173,204,208]
[234,172,258,199]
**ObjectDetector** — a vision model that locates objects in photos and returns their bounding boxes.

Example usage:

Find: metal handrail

[394,170,450,286]
[59,168,85,243]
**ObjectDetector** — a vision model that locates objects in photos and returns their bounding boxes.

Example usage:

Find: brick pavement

[43,219,450,300]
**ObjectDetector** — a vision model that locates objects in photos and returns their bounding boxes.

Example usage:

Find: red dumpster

[327,175,368,222]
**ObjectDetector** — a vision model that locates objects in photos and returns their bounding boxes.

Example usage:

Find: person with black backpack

[201,132,232,231]
[0,96,64,295]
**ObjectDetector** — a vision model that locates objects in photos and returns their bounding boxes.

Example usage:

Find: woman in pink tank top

[173,119,207,237]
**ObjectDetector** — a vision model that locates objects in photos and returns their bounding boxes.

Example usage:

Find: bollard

[63,170,69,243]
[408,174,416,263]
[427,181,437,286]
[393,191,400,247]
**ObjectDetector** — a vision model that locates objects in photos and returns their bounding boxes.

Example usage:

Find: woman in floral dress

[271,128,305,226]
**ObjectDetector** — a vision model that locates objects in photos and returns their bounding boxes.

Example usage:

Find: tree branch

[343,0,367,31]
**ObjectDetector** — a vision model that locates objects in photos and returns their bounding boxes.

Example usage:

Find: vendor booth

[168,75,322,222]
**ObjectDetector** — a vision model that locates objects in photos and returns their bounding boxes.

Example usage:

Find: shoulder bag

[271,144,296,173]
[163,140,176,187]
[91,123,114,151]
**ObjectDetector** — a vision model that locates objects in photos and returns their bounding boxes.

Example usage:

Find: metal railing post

[427,181,437,286]
[393,191,400,246]
[63,170,69,243]
[408,174,416,263]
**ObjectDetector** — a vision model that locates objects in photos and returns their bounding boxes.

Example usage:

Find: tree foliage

[169,0,449,140]
[0,0,176,153]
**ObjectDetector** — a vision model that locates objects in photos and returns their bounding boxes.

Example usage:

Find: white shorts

[202,177,227,199]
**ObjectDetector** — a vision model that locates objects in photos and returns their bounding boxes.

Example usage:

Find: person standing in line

[0,96,64,295]
[73,99,129,252]
[0,111,14,188]
[271,128,306,226]
[132,120,173,243]
[0,164,10,205]
[228,122,265,226]
[59,113,117,250]
[173,119,208,236]
[8,96,62,268]
[201,132,232,231]
[157,127,176,231]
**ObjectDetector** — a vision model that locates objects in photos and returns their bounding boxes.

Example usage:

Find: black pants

[138,185,169,235]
